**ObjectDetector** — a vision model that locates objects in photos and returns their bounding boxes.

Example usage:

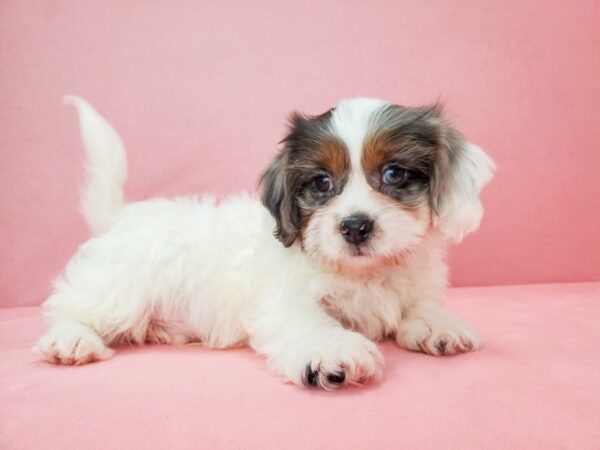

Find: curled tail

[64,96,127,235]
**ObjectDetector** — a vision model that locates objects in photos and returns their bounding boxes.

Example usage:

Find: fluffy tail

[64,96,127,235]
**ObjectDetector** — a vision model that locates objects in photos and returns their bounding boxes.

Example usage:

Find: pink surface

[2,1,600,307]
[1,282,599,449]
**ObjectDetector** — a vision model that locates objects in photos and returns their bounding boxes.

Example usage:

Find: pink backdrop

[1,1,599,307]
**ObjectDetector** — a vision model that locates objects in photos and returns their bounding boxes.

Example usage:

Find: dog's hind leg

[34,265,151,365]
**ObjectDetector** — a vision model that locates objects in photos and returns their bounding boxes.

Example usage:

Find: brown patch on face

[361,131,398,177]
[361,128,432,191]
[311,138,350,179]
[359,105,439,211]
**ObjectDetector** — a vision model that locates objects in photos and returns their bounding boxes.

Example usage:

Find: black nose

[340,214,373,245]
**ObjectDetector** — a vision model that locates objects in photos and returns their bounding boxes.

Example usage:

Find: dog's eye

[381,165,408,186]
[312,174,334,193]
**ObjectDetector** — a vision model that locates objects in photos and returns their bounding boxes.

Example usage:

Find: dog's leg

[34,277,146,364]
[247,295,384,390]
[34,290,117,365]
[396,302,481,355]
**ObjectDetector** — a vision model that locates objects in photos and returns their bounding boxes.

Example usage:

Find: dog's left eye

[381,165,407,186]
[312,174,334,193]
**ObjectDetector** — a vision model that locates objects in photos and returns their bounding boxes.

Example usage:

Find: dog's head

[259,98,494,272]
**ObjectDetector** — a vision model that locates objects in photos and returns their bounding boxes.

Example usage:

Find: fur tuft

[63,96,127,235]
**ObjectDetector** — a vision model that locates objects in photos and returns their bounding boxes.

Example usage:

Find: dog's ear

[259,116,305,247]
[428,107,495,243]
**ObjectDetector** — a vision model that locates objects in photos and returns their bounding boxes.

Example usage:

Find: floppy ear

[430,116,495,243]
[259,146,301,247]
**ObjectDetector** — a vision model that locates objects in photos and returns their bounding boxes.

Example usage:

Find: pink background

[1,1,599,307]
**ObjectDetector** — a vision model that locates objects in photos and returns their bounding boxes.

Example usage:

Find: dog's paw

[300,331,384,390]
[397,309,481,356]
[33,323,114,365]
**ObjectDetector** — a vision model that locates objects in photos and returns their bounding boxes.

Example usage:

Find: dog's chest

[318,276,405,341]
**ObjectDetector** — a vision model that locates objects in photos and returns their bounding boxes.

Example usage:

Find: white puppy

[35,96,494,390]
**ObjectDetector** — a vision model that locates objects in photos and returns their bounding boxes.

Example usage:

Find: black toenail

[436,340,447,354]
[326,372,346,384]
[302,364,318,387]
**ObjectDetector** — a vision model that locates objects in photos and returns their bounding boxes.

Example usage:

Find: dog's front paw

[34,323,114,365]
[397,310,481,356]
[300,331,384,390]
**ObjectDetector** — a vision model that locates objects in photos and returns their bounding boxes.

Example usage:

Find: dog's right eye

[312,174,334,193]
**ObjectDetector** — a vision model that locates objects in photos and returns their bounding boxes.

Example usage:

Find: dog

[34,96,494,390]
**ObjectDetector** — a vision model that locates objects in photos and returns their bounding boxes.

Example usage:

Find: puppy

[35,96,494,390]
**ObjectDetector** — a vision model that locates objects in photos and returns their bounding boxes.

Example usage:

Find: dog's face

[260,98,494,272]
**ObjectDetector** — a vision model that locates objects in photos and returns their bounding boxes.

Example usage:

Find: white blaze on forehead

[328,98,390,216]
[329,98,389,168]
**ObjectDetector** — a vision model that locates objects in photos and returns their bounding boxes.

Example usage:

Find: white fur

[63,96,127,235]
[34,97,493,390]
[435,142,496,243]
